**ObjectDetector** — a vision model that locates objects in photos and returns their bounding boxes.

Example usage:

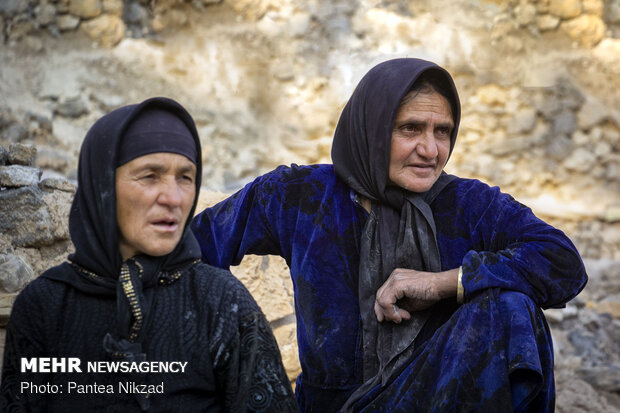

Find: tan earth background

[1,0,620,411]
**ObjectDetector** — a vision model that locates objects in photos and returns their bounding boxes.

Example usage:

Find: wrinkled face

[388,89,454,193]
[116,152,197,261]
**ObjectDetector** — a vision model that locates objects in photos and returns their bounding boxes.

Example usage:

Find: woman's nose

[157,179,183,207]
[416,132,439,159]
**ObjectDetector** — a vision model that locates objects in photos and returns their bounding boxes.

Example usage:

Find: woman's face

[388,89,453,193]
[115,152,197,261]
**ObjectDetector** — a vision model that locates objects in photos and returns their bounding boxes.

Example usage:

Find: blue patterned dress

[191,163,587,412]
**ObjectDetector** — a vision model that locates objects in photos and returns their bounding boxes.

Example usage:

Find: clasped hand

[374,268,459,323]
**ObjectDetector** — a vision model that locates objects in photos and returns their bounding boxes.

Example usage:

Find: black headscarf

[42,97,202,410]
[331,58,461,408]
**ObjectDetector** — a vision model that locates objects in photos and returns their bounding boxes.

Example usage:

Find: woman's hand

[374,268,459,323]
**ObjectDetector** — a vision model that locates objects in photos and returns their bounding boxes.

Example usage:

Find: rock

[57,14,81,31]
[563,148,597,172]
[90,93,124,111]
[8,143,37,166]
[537,14,561,31]
[69,0,103,19]
[102,0,123,16]
[272,321,301,382]
[561,15,606,48]
[0,294,17,327]
[230,255,295,322]
[41,188,73,241]
[0,186,55,247]
[27,112,53,134]
[595,141,611,157]
[556,371,620,413]
[55,96,89,118]
[553,110,577,135]
[0,254,35,293]
[515,3,537,26]
[550,0,583,19]
[35,146,72,173]
[36,3,57,26]
[595,300,620,319]
[81,14,125,48]
[0,146,7,166]
[477,84,509,106]
[124,2,148,24]
[577,95,608,129]
[606,0,620,24]
[0,0,29,18]
[507,107,538,134]
[578,365,620,392]
[0,165,41,187]
[1,124,28,143]
[39,178,76,193]
[582,0,604,16]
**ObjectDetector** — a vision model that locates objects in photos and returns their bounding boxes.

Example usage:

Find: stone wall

[0,143,74,327]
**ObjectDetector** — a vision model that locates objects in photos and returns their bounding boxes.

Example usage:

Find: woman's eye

[402,124,420,133]
[437,127,452,137]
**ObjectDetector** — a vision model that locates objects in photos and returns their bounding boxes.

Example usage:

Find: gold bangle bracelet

[457,266,464,304]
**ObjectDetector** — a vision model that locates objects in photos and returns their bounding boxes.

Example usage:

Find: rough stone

[477,84,509,106]
[582,0,604,16]
[577,95,608,129]
[57,14,80,31]
[550,0,583,19]
[102,0,123,16]
[69,0,103,19]
[563,147,597,172]
[595,299,620,319]
[537,14,561,31]
[35,146,72,173]
[230,255,295,322]
[606,1,620,24]
[8,143,37,166]
[41,188,73,241]
[578,365,620,392]
[36,3,57,26]
[515,3,537,26]
[125,2,148,24]
[0,186,55,247]
[81,13,125,48]
[39,177,76,193]
[1,124,28,143]
[0,146,7,166]
[561,14,606,48]
[0,165,41,187]
[556,371,620,413]
[0,294,17,327]
[553,110,577,135]
[55,96,89,118]
[507,107,538,134]
[0,0,29,18]
[0,254,35,293]
[272,322,301,382]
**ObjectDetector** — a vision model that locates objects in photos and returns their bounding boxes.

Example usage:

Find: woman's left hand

[374,268,459,323]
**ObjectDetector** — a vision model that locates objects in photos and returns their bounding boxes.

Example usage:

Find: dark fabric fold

[330,58,462,410]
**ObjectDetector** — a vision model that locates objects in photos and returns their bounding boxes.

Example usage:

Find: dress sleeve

[0,288,50,412]
[207,273,298,413]
[458,182,587,309]
[191,169,285,269]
